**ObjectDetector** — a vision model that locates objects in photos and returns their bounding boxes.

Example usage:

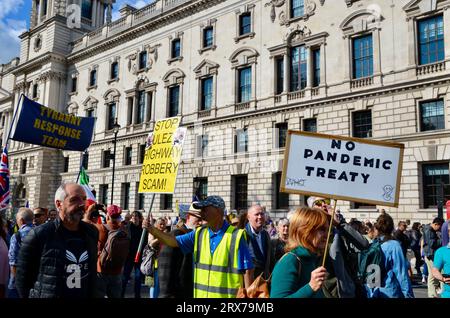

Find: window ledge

[234,32,255,43]
[198,109,212,118]
[87,85,98,91]
[167,56,183,65]
[282,14,313,27]
[198,45,217,54]
[136,67,148,74]
[68,91,78,96]
[416,61,446,76]
[107,78,119,84]
[351,76,374,88]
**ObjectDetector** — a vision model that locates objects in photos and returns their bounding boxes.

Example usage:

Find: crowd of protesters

[0,182,449,299]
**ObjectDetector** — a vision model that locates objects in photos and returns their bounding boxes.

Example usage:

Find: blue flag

[11,95,95,151]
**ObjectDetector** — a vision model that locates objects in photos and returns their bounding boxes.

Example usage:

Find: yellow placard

[138,117,186,193]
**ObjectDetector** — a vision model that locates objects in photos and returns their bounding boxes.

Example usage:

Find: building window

[63,156,69,173]
[352,202,376,209]
[89,69,97,87]
[235,128,248,153]
[312,48,320,87]
[171,39,181,58]
[99,184,108,205]
[291,0,304,18]
[239,12,251,36]
[418,15,444,65]
[238,67,252,103]
[20,159,27,174]
[203,27,214,48]
[233,175,248,210]
[107,102,116,131]
[111,62,119,80]
[137,183,145,210]
[86,109,94,117]
[139,51,147,70]
[139,144,146,164]
[196,135,208,158]
[276,122,288,148]
[32,84,38,99]
[291,46,307,91]
[169,85,180,117]
[161,194,173,210]
[103,150,111,168]
[71,77,77,93]
[420,100,445,132]
[81,0,92,20]
[352,110,372,138]
[125,146,132,165]
[201,77,213,110]
[121,183,130,210]
[422,163,450,208]
[275,172,289,209]
[194,177,208,201]
[136,90,146,124]
[303,118,317,132]
[82,152,89,170]
[352,35,373,79]
[276,57,284,95]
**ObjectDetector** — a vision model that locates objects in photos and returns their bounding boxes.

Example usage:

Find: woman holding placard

[270,207,330,298]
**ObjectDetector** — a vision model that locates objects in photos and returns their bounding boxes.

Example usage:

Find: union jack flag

[0,146,10,210]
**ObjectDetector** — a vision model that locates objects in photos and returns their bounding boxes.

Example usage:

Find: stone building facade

[0,0,449,223]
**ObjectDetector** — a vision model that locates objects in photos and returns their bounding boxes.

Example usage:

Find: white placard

[281,131,404,207]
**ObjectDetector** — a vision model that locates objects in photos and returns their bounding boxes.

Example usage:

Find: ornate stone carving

[33,34,42,52]
[305,0,317,15]
[127,52,137,74]
[265,0,285,23]
[285,24,312,43]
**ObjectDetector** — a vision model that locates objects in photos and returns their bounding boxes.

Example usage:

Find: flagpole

[5,94,24,149]
[76,150,86,183]
[134,193,156,263]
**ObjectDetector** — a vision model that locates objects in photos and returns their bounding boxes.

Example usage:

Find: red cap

[107,204,122,219]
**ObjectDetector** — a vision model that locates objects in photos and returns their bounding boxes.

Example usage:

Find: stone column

[320,43,326,86]
[283,53,289,93]
[444,8,450,65]
[306,46,312,88]
[92,0,97,27]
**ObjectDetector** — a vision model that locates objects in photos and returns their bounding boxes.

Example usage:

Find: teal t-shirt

[433,245,450,298]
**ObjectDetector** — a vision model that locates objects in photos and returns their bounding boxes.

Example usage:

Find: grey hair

[54,181,79,207]
[16,207,34,224]
[277,217,290,226]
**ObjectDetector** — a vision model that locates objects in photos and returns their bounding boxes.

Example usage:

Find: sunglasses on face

[34,214,45,218]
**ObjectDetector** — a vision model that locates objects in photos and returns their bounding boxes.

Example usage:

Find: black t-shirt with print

[60,226,90,298]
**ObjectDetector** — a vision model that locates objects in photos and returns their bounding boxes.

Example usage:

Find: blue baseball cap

[193,196,225,210]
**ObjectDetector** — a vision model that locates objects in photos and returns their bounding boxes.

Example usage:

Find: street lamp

[110,118,121,205]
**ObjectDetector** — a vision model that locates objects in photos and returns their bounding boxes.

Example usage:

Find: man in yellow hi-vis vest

[143,196,254,298]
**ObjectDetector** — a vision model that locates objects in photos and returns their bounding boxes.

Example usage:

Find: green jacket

[270,246,324,298]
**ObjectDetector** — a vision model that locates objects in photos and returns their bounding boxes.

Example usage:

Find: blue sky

[0,0,154,64]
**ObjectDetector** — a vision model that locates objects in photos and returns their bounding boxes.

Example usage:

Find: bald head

[16,207,34,226]
[55,182,87,229]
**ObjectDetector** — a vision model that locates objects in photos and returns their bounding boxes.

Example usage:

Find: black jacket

[157,226,193,298]
[15,218,99,298]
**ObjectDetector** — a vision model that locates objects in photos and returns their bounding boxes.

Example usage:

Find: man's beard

[66,208,84,223]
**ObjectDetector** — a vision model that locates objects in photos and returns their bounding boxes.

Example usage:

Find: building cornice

[12,52,67,75]
[67,0,226,63]
[185,75,450,128]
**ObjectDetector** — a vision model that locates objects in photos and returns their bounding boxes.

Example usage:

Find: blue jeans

[121,261,142,298]
[149,269,159,298]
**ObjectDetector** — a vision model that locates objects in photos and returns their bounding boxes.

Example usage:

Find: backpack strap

[288,252,302,278]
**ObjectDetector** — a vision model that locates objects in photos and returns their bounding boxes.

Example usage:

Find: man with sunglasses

[32,207,48,226]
